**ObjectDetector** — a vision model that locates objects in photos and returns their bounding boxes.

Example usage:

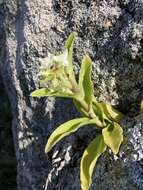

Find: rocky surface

[0,75,16,190]
[0,0,143,189]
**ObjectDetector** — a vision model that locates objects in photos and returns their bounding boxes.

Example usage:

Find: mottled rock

[0,75,16,190]
[0,0,143,190]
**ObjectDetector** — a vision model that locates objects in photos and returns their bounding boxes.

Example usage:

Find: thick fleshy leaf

[103,103,123,123]
[140,100,143,113]
[106,103,123,122]
[92,97,123,123]
[79,55,94,106]
[30,88,74,98]
[102,122,123,155]
[73,99,89,117]
[92,98,107,125]
[65,32,77,77]
[73,99,103,127]
[45,117,102,154]
[80,135,107,190]
[65,32,77,50]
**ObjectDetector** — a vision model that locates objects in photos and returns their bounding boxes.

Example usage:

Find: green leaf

[80,135,107,190]
[65,32,77,50]
[73,99,89,117]
[92,97,123,123]
[102,122,123,155]
[92,98,108,125]
[45,117,102,154]
[105,104,124,122]
[65,32,77,77]
[79,55,94,106]
[30,88,74,98]
[99,103,123,123]
[140,100,143,113]
[59,75,72,89]
[39,76,53,84]
[73,99,103,127]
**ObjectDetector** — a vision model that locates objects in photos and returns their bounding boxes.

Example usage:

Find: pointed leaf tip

[64,32,77,78]
[80,135,107,190]
[30,88,76,98]
[79,55,93,106]
[45,117,103,154]
[45,117,89,153]
[65,32,77,49]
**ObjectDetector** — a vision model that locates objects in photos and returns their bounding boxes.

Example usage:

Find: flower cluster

[38,49,73,93]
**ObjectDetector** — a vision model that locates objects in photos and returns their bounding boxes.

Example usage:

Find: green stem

[75,96,96,119]
[67,74,98,119]
[88,107,97,118]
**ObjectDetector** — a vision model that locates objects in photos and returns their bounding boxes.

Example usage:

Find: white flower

[53,49,68,66]
[40,49,68,70]
[40,53,53,70]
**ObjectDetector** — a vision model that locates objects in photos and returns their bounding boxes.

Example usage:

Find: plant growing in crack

[30,32,124,190]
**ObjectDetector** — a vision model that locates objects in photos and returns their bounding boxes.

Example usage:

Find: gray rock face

[0,0,143,189]
[0,75,16,190]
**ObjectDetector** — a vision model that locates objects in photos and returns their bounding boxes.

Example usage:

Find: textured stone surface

[0,0,143,189]
[0,75,16,190]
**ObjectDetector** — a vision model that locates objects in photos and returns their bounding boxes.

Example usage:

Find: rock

[0,0,143,189]
[0,75,16,190]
